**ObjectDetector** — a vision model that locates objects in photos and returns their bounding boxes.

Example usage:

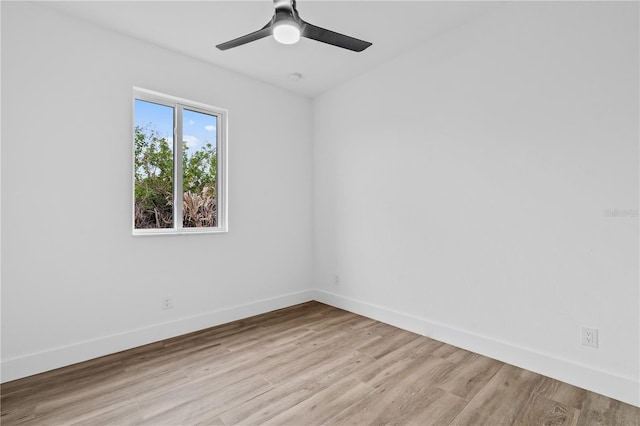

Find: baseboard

[1,290,315,384]
[3,288,638,408]
[313,289,640,408]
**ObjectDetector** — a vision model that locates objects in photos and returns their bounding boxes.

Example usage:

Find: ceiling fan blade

[216,23,272,51]
[301,22,372,52]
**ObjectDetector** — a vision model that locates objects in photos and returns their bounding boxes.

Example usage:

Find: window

[132,88,227,234]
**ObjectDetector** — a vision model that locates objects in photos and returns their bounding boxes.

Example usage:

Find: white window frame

[132,87,228,235]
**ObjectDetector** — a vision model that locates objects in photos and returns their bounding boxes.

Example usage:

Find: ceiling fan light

[273,21,301,45]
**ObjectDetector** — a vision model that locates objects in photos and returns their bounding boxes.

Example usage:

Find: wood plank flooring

[1,302,639,425]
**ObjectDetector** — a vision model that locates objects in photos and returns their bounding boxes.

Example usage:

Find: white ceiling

[38,1,501,98]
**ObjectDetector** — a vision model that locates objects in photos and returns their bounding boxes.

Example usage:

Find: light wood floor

[2,302,639,425]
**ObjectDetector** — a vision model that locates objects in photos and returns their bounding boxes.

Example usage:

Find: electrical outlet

[161,296,173,310]
[334,275,340,286]
[581,326,598,348]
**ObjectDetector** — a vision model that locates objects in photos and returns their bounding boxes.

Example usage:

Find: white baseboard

[313,289,640,408]
[1,290,315,383]
[3,288,638,408]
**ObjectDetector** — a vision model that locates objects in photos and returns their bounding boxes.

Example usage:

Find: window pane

[182,108,217,228]
[134,99,174,229]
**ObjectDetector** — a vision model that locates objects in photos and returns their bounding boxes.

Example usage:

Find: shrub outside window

[132,88,227,235]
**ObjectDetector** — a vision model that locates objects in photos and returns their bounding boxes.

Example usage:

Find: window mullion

[175,105,184,231]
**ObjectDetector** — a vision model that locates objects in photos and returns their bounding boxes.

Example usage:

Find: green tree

[134,125,217,229]
[134,125,173,228]
[182,141,218,228]
[183,141,217,194]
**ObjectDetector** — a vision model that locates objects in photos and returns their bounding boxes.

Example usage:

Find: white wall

[1,2,313,381]
[313,2,639,406]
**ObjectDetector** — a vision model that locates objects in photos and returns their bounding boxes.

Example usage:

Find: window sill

[132,227,228,236]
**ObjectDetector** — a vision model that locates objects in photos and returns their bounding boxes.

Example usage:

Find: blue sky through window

[183,108,217,155]
[134,100,217,157]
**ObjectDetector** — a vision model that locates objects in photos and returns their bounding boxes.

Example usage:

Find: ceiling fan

[216,0,372,52]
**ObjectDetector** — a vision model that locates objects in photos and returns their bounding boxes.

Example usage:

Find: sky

[134,99,217,156]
